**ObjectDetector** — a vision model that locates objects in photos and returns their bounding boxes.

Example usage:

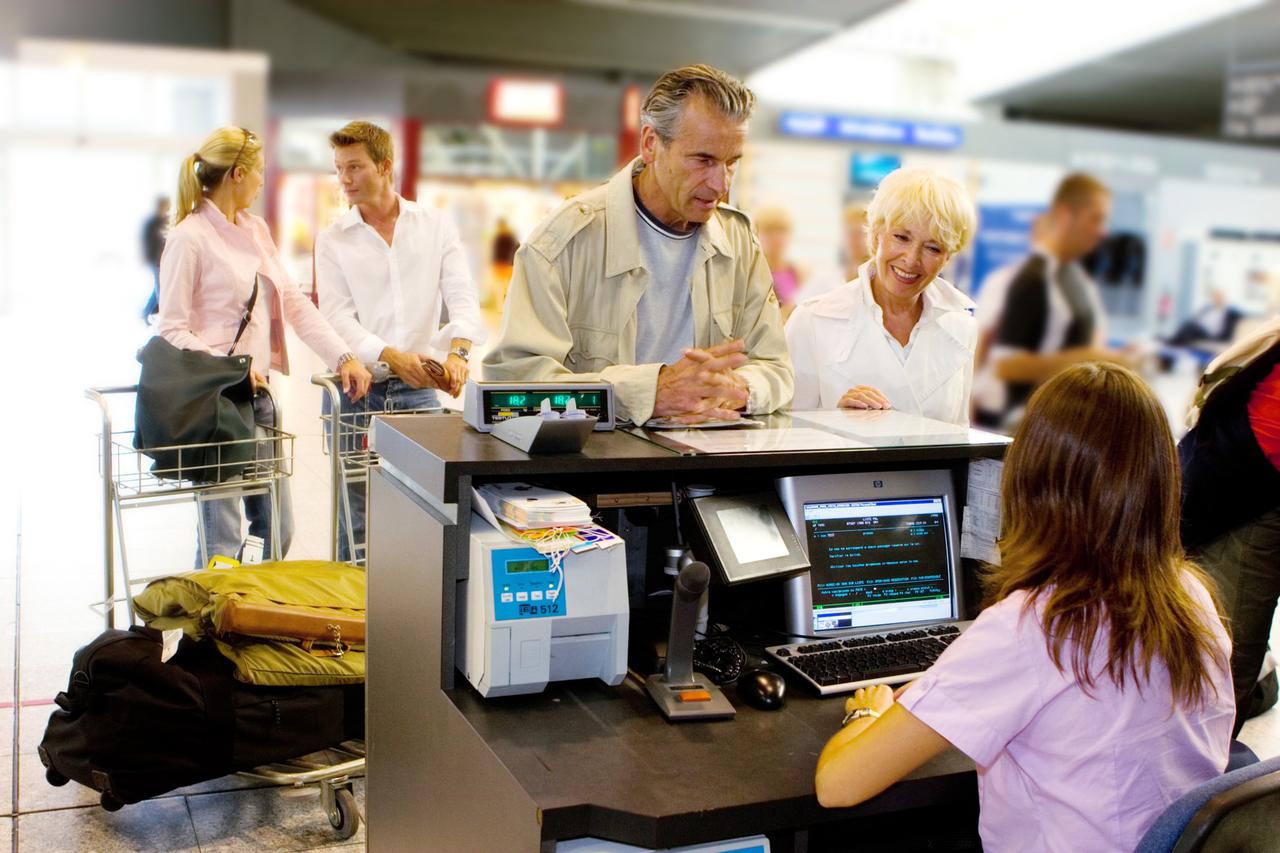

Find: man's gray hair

[640,64,756,142]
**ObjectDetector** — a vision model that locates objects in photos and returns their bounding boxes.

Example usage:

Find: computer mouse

[737,668,786,711]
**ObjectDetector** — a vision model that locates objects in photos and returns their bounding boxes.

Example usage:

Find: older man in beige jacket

[484,65,792,425]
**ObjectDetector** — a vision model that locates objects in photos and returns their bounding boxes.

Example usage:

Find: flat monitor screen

[803,497,954,633]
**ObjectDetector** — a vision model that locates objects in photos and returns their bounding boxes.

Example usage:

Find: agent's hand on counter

[652,339,750,424]
[838,385,893,410]
[843,684,894,725]
[379,346,441,390]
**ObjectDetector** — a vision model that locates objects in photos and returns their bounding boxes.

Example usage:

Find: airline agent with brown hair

[813,363,1233,853]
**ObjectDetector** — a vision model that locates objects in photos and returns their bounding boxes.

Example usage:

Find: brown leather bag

[214,598,365,656]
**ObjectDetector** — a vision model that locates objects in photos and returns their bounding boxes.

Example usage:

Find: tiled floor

[1,303,1278,852]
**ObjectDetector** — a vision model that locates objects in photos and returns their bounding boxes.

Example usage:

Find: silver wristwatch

[842,706,882,727]
[449,345,471,362]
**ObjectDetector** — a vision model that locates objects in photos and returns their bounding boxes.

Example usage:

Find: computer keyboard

[765,624,966,696]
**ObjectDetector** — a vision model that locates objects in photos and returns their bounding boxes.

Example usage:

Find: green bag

[132,560,366,687]
[133,278,259,483]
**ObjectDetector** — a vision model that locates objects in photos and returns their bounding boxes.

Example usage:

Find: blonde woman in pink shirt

[158,126,372,566]
[814,363,1234,852]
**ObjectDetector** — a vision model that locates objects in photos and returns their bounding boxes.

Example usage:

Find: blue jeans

[197,391,294,567]
[323,380,440,562]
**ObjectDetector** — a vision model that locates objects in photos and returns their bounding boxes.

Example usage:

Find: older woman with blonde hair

[785,167,977,424]
[158,126,372,565]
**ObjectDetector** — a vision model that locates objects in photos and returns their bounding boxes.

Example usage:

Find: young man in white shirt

[315,120,486,560]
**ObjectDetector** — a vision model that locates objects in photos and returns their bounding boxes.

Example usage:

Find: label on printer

[491,552,567,621]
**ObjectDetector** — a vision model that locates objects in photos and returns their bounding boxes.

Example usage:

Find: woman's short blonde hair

[866,167,976,256]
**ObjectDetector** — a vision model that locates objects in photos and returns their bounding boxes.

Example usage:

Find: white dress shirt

[785,262,978,426]
[315,196,487,365]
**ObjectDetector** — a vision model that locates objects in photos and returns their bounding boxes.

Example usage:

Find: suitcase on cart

[37,626,364,811]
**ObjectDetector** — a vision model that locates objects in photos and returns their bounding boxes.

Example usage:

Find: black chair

[1133,750,1280,852]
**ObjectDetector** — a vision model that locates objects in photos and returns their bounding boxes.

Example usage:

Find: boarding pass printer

[460,518,629,697]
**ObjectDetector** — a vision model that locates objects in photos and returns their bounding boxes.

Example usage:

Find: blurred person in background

[815,363,1233,852]
[785,167,978,425]
[484,64,793,425]
[972,212,1048,424]
[753,205,808,314]
[140,196,170,322]
[1164,288,1244,349]
[981,173,1135,430]
[490,216,520,308]
[316,120,486,561]
[1179,316,1280,736]
[159,126,372,566]
[794,202,870,304]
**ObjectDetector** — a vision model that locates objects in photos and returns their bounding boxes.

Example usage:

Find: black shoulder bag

[134,277,260,483]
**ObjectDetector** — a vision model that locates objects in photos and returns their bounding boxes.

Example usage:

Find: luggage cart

[84,383,364,840]
[312,368,445,566]
[86,384,294,627]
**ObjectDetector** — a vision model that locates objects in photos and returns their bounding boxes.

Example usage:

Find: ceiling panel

[288,0,900,78]
[982,1,1280,138]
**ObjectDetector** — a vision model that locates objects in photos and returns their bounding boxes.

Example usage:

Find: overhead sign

[779,111,963,149]
[488,77,564,127]
[1223,63,1280,139]
[971,204,1044,297]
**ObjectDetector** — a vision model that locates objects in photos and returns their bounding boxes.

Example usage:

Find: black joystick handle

[664,561,710,683]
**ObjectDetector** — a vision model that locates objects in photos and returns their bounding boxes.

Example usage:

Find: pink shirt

[899,576,1232,853]
[158,199,348,374]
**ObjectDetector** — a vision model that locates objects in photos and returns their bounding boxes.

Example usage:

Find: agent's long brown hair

[987,363,1226,706]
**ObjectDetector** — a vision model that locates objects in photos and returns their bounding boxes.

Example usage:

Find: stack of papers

[476,483,592,529]
[472,484,623,556]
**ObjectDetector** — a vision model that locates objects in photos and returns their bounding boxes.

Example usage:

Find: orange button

[678,690,712,703]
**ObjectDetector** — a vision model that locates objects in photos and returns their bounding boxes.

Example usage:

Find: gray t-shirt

[633,193,698,366]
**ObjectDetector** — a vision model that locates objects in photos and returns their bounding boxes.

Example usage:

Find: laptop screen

[802,497,955,634]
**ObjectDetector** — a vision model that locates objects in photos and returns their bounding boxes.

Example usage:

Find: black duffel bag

[37,626,363,810]
[133,276,259,483]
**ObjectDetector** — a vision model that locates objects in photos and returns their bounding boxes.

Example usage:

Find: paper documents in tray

[471,486,622,556]
[475,482,592,530]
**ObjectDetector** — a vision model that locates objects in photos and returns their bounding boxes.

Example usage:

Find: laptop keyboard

[766,624,964,696]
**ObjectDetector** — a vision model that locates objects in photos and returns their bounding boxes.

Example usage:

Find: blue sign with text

[970,204,1044,297]
[779,112,964,150]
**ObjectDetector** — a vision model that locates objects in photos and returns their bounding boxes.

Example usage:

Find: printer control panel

[491,551,566,621]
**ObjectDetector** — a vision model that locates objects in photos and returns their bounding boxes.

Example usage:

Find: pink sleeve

[280,273,348,371]
[254,219,349,371]
[156,229,218,356]
[897,594,1052,767]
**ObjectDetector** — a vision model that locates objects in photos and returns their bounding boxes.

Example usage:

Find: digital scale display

[483,390,606,422]
[464,380,615,432]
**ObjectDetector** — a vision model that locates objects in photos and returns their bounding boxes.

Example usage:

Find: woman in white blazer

[785,167,978,425]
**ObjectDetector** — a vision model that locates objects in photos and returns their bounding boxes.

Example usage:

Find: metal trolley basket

[312,368,446,565]
[83,384,365,840]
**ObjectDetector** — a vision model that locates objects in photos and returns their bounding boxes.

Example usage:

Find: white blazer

[785,263,978,426]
